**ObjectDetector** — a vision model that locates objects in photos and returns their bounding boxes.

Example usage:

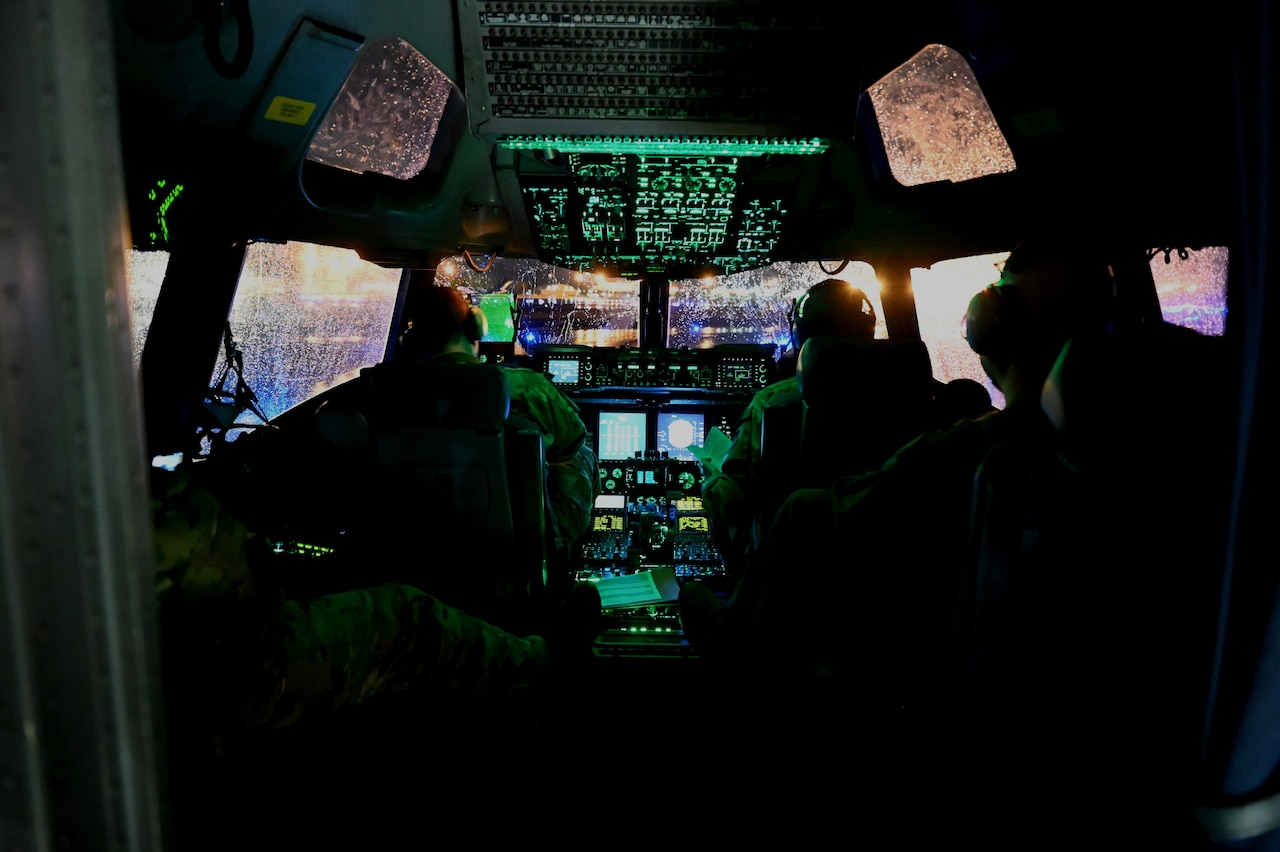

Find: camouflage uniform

[152,467,549,756]
[432,352,601,550]
[700,377,803,562]
[709,402,1055,683]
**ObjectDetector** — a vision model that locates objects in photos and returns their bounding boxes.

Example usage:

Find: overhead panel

[518,150,801,277]
[457,0,845,277]
[458,0,840,141]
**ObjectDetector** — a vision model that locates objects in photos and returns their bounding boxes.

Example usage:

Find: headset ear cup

[861,295,877,336]
[466,306,488,342]
[397,325,419,361]
[966,285,1029,361]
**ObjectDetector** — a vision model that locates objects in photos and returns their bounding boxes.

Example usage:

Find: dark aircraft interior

[1,0,1275,848]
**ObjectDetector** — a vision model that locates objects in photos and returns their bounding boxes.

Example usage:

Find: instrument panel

[577,455,721,581]
[531,343,776,390]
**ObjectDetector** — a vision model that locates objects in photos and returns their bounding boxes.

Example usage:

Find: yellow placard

[264,96,317,126]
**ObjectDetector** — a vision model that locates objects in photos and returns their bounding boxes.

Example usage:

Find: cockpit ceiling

[109,0,1243,273]
[457,0,857,142]
[457,2,886,277]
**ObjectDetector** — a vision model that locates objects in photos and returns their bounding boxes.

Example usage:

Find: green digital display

[499,135,830,157]
[141,177,186,247]
[474,292,517,343]
[520,151,801,278]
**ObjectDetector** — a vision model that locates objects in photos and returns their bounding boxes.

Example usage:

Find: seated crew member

[154,462,603,760]
[931,377,997,428]
[401,285,600,559]
[700,278,877,571]
[681,231,1117,689]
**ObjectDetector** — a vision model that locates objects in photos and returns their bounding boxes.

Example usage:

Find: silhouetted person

[932,377,996,427]
[681,232,1116,690]
[701,278,877,570]
[155,463,603,760]
[402,285,600,559]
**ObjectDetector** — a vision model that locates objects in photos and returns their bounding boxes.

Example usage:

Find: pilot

[700,278,877,571]
[681,231,1117,686]
[154,462,603,759]
[401,285,600,561]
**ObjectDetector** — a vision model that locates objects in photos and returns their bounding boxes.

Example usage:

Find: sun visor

[241,19,363,176]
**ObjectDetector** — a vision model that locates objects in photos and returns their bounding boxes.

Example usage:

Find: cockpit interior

[2,0,1273,848]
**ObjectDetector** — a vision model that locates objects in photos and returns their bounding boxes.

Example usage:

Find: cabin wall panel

[1,0,167,848]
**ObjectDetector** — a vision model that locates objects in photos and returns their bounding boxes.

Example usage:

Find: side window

[869,44,1017,187]
[1149,246,1228,336]
[126,249,171,365]
[913,252,1011,409]
[307,37,455,180]
[212,241,402,424]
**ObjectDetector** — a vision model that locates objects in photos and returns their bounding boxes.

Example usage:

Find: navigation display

[547,358,580,385]
[656,411,705,462]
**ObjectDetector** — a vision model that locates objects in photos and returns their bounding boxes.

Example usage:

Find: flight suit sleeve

[504,367,599,548]
[701,394,765,558]
[151,466,282,652]
[152,468,551,757]
[701,378,798,555]
[546,440,600,546]
[505,368,589,463]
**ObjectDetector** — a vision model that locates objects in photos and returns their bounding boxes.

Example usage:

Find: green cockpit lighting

[144,178,185,247]
[499,135,831,157]
[520,150,797,277]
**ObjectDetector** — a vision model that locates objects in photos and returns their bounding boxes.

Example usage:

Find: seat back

[752,390,804,553]
[358,359,548,626]
[794,336,937,488]
[362,357,510,431]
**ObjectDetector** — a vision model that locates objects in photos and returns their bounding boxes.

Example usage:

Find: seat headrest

[797,337,935,409]
[1041,322,1226,471]
[313,399,370,452]
[364,360,511,430]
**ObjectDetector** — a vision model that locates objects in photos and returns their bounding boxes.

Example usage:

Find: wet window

[306,37,455,180]
[435,255,640,349]
[913,252,1011,409]
[126,249,171,365]
[869,44,1017,187]
[212,241,402,423]
[1149,246,1228,336]
[667,262,886,357]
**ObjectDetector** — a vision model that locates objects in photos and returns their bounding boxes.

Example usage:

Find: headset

[787,279,877,351]
[963,283,1033,362]
[965,254,1116,363]
[966,229,1119,364]
[462,302,488,343]
[396,287,489,360]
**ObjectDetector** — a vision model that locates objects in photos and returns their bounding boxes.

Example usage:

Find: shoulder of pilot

[501,367,587,453]
[758,377,801,404]
[503,365,582,409]
[738,377,800,421]
[881,406,1016,474]
[500,363,554,391]
[150,465,275,608]
[827,416,987,498]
